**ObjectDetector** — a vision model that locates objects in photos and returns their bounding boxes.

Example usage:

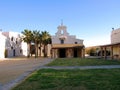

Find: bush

[4,49,8,58]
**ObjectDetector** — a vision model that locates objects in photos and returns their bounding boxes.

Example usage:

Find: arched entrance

[74,48,78,57]
[59,48,66,58]
[13,49,15,56]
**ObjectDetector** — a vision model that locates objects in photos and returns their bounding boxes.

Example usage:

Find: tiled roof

[100,42,120,47]
[52,44,84,49]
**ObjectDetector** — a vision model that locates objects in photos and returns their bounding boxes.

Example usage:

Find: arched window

[11,37,14,41]
[60,39,64,44]
[75,42,78,44]
[16,38,18,44]
[20,49,22,53]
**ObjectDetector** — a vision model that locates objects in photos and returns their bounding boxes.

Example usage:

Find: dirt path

[0,57,53,90]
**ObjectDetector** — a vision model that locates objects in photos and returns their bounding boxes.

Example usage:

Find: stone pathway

[39,65,120,70]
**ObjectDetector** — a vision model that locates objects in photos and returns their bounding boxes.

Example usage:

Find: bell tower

[55,20,69,37]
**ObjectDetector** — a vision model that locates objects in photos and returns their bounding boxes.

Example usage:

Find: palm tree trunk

[35,43,38,58]
[44,44,47,57]
[36,44,38,58]
[27,43,30,58]
[39,43,41,57]
[44,45,46,57]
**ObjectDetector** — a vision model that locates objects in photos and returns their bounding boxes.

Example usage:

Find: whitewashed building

[51,23,85,58]
[0,31,28,58]
[0,31,6,58]
[100,28,120,59]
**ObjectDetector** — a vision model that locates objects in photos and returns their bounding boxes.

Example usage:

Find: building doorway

[13,49,15,56]
[30,45,35,56]
[74,48,78,57]
[59,48,66,58]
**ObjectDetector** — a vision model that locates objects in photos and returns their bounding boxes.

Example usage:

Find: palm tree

[41,31,51,57]
[32,30,42,58]
[21,29,33,58]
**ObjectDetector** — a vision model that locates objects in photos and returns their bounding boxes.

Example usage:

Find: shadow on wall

[4,48,27,58]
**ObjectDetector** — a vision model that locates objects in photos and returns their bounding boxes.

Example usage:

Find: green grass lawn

[47,58,120,66]
[12,69,120,90]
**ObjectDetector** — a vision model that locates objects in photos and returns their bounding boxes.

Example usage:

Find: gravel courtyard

[0,57,52,85]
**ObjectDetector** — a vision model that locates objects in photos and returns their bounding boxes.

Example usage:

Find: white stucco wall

[21,41,28,56]
[0,32,6,58]
[52,35,83,44]
[111,28,120,44]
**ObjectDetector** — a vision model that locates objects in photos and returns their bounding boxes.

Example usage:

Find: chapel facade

[51,23,85,58]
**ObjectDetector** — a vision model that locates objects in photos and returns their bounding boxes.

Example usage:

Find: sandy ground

[0,57,52,85]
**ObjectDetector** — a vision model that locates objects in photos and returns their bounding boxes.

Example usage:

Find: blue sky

[0,0,120,47]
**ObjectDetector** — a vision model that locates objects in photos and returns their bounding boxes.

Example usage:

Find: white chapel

[51,22,85,58]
